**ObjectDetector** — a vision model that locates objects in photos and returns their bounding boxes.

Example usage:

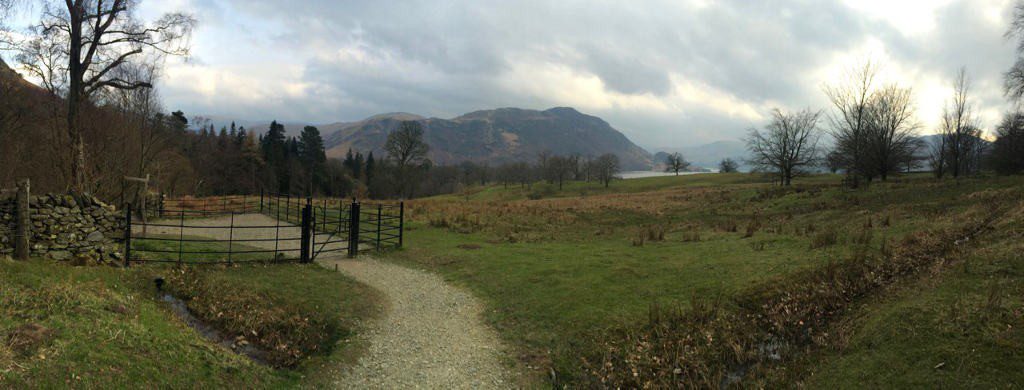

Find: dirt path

[139,214,515,388]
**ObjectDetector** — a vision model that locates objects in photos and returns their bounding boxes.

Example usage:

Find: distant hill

[322,107,653,170]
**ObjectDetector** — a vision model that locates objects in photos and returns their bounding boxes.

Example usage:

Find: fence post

[348,201,360,258]
[228,212,235,266]
[259,189,264,213]
[300,200,312,263]
[177,210,185,267]
[14,179,30,260]
[398,201,405,248]
[376,204,382,251]
[123,204,132,267]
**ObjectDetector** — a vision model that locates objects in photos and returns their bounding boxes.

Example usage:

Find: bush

[646,225,666,242]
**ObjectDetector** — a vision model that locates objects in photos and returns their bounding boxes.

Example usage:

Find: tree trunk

[67,3,87,192]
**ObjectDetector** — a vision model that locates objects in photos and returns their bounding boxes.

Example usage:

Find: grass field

[0,258,380,388]
[384,172,1024,386]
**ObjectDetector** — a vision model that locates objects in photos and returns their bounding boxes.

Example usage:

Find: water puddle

[160,293,272,365]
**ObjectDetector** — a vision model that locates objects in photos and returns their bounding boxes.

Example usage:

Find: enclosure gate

[122,194,403,266]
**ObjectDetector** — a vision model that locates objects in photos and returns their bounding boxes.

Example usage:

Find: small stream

[720,338,788,389]
[160,293,271,365]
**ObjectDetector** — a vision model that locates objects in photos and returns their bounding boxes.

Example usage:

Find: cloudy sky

[7,0,1023,149]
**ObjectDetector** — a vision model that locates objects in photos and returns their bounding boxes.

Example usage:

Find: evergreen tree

[260,121,288,192]
[366,152,376,184]
[299,126,327,192]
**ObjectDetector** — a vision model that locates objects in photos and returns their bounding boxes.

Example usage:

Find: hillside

[323,107,653,170]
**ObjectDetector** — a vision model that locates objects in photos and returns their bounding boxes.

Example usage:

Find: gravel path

[138,213,515,389]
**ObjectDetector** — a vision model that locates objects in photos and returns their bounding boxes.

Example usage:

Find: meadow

[385,173,1024,387]
[0,258,380,388]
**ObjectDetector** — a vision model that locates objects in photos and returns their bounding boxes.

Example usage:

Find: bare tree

[14,0,195,191]
[385,121,430,169]
[385,120,430,198]
[746,108,822,186]
[548,155,575,190]
[1005,2,1024,100]
[594,153,620,188]
[718,158,739,173]
[934,68,982,178]
[864,84,920,180]
[824,61,877,186]
[664,152,690,175]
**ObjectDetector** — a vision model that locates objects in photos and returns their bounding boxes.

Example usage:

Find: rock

[49,251,71,261]
[86,231,105,242]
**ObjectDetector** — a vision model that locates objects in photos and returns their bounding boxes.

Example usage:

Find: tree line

[746,60,1024,186]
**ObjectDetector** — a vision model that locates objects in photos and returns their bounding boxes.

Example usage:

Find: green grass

[384,172,1024,385]
[797,212,1024,388]
[0,258,380,388]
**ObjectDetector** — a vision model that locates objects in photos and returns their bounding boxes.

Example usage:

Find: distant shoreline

[619,171,711,179]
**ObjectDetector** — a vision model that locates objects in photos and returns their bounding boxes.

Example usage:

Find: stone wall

[0,192,124,264]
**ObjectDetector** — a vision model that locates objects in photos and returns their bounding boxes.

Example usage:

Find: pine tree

[365,152,376,184]
[299,126,327,192]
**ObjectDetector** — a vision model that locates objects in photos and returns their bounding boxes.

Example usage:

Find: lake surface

[619,171,710,179]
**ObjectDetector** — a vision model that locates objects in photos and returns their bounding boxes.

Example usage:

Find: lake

[619,171,711,179]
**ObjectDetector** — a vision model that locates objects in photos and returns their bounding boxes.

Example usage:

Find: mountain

[323,107,653,170]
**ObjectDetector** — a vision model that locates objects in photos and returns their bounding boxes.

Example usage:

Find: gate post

[300,200,312,263]
[376,204,382,251]
[398,201,405,248]
[123,204,132,267]
[348,200,360,258]
[14,179,30,260]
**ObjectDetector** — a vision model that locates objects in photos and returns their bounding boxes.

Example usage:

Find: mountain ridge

[319,107,654,170]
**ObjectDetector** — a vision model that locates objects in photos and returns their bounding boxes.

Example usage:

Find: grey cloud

[164,0,1019,148]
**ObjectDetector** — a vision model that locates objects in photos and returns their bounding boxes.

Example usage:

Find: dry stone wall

[0,192,124,264]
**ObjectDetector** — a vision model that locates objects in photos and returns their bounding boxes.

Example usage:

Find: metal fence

[122,192,403,266]
[261,192,404,258]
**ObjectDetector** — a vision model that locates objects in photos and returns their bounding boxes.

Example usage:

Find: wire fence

[122,192,404,266]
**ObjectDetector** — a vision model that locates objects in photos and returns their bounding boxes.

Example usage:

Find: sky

[4,0,1022,150]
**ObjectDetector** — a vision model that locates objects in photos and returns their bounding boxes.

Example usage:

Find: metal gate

[122,193,404,266]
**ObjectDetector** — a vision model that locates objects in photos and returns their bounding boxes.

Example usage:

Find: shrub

[632,235,645,247]
[646,225,666,242]
[743,221,761,238]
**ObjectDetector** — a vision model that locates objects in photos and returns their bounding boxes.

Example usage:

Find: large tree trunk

[67,2,87,192]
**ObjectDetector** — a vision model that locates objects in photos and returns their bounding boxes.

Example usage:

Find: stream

[160,293,272,365]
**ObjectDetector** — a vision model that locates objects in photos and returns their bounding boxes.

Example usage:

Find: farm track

[140,213,515,389]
